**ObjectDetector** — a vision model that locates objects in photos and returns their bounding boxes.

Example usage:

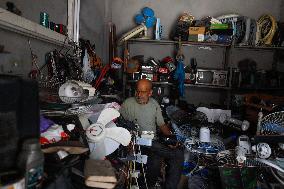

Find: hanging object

[82,49,95,83]
[174,38,185,97]
[27,39,40,79]
[67,0,80,44]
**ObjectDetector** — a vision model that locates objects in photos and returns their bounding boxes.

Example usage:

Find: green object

[219,166,257,189]
[40,12,49,28]
[210,24,229,30]
[188,35,198,42]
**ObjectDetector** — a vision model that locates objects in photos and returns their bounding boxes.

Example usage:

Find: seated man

[120,79,184,189]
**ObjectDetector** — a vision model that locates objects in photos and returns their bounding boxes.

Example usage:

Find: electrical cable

[137,144,148,189]
[270,167,284,186]
[256,14,277,46]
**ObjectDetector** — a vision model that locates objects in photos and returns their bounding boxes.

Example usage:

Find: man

[120,79,184,189]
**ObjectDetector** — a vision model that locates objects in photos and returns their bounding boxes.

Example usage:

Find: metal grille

[260,111,284,135]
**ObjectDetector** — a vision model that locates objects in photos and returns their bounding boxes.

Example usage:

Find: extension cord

[130,186,139,189]
[131,170,140,178]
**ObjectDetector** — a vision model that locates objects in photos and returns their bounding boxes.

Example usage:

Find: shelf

[243,103,274,111]
[127,80,172,85]
[127,80,230,89]
[231,87,284,91]
[128,39,284,50]
[253,135,284,144]
[0,8,70,47]
[128,39,230,47]
[233,45,284,50]
[184,83,230,90]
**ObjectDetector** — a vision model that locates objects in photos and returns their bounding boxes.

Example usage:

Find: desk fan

[118,7,156,45]
[253,111,284,186]
[259,111,284,135]
[85,108,132,159]
[58,80,96,104]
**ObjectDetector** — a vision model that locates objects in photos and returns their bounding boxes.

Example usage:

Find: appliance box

[196,69,228,86]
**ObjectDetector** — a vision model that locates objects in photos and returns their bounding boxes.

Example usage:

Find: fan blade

[89,140,106,160]
[78,114,91,129]
[97,108,120,126]
[105,127,131,146]
[89,138,120,160]
[104,121,121,155]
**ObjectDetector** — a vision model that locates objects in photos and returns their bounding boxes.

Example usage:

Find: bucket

[218,166,257,189]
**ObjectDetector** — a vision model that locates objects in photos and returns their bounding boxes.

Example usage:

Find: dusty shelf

[0,7,70,47]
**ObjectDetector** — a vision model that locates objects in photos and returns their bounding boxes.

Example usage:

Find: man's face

[135,83,152,104]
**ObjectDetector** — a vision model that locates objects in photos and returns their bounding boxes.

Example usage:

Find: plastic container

[40,12,49,28]
[17,139,44,189]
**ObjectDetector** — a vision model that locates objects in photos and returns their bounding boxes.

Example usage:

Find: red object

[94,64,110,89]
[162,56,174,63]
[158,67,169,74]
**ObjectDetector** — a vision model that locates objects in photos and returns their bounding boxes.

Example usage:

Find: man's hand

[168,142,182,149]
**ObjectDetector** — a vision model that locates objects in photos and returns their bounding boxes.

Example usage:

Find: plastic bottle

[17,138,44,189]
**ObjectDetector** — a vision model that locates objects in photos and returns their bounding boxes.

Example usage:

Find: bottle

[17,138,44,189]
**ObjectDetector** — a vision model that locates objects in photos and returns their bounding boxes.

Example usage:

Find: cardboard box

[189,27,206,35]
[188,34,204,42]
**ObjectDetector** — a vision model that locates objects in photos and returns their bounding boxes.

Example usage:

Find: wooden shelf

[0,7,70,47]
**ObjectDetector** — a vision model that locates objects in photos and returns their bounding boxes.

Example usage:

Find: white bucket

[199,127,210,143]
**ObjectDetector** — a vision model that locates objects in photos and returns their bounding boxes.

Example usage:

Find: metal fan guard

[260,111,284,135]
[59,96,85,103]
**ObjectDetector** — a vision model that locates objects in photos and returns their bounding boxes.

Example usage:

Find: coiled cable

[256,14,277,46]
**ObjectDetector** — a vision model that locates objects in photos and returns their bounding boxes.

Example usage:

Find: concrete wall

[0,0,68,77]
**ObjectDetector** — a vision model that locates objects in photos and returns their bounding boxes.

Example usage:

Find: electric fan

[58,80,85,103]
[58,80,97,104]
[85,108,132,159]
[253,111,284,186]
[117,7,156,45]
[259,111,284,135]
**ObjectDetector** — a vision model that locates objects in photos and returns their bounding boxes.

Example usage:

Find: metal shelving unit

[128,80,230,90]
[128,38,231,47]
[124,38,284,107]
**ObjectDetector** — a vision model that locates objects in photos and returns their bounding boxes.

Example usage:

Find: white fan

[117,24,147,45]
[85,108,131,159]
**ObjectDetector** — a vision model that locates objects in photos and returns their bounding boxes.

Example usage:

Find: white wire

[76,0,80,43]
[256,158,284,173]
[73,0,77,42]
[270,167,284,186]
[137,144,148,189]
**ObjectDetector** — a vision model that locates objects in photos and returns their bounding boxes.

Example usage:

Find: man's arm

[159,123,172,136]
